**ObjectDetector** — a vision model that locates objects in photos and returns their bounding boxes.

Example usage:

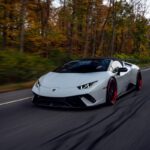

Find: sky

[52,0,150,19]
[52,0,60,7]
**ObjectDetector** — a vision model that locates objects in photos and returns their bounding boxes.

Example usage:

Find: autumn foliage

[0,0,150,84]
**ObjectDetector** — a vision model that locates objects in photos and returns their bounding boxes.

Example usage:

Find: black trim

[84,95,96,103]
[32,94,96,108]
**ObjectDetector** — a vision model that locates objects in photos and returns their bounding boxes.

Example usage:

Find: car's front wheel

[106,78,118,105]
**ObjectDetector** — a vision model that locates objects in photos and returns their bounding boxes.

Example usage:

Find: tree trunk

[83,1,92,57]
[20,0,27,53]
[97,5,111,54]
[110,0,116,56]
[2,0,8,49]
[45,0,50,37]
[67,0,76,59]
[2,26,7,49]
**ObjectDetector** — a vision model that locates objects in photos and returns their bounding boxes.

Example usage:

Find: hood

[40,72,110,88]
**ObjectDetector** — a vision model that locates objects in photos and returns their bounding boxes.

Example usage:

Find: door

[109,60,129,95]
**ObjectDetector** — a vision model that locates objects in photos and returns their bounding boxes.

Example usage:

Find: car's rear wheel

[136,71,142,90]
[106,78,118,105]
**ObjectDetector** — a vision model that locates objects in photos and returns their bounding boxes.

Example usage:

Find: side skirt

[117,84,136,99]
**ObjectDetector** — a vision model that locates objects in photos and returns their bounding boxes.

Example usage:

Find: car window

[54,59,111,73]
[110,61,123,73]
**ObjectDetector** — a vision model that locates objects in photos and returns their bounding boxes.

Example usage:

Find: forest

[0,0,150,85]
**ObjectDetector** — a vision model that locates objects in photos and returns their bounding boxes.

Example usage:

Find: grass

[138,63,150,68]
[0,80,35,93]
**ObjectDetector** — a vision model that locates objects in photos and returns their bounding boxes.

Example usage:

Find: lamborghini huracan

[32,58,142,108]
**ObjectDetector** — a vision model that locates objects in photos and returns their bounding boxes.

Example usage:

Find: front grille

[33,94,86,108]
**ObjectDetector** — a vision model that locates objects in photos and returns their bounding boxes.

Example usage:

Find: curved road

[0,69,150,150]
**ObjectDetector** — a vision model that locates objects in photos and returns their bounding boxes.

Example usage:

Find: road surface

[0,69,150,150]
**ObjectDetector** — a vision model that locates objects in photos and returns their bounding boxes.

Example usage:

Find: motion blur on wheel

[32,58,142,108]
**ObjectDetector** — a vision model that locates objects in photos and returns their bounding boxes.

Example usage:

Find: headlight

[77,81,98,90]
[35,80,41,88]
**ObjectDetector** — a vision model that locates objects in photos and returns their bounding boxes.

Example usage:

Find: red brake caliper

[112,89,117,104]
[138,78,142,89]
[111,81,117,104]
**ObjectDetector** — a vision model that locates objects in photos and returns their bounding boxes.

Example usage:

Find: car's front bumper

[32,93,97,108]
[32,80,107,107]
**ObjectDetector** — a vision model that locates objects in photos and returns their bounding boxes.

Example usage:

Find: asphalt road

[0,69,150,150]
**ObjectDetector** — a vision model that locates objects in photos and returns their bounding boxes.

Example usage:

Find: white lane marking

[0,97,33,106]
[142,68,150,72]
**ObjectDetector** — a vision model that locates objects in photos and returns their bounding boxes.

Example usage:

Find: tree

[0,0,149,58]
[1,0,8,49]
[20,0,27,52]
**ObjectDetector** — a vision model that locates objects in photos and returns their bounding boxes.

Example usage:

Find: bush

[115,53,150,64]
[0,51,55,84]
[48,49,70,66]
[48,49,79,66]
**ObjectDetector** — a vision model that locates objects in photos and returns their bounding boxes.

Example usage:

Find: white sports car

[32,58,142,108]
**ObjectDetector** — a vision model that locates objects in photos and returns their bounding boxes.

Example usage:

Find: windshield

[54,59,111,73]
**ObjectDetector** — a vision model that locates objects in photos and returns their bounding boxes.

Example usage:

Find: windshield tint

[54,59,110,73]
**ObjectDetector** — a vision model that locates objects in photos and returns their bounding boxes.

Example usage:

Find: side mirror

[117,67,128,75]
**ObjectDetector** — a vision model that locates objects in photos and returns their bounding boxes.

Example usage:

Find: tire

[32,95,38,105]
[136,71,142,91]
[106,78,118,105]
